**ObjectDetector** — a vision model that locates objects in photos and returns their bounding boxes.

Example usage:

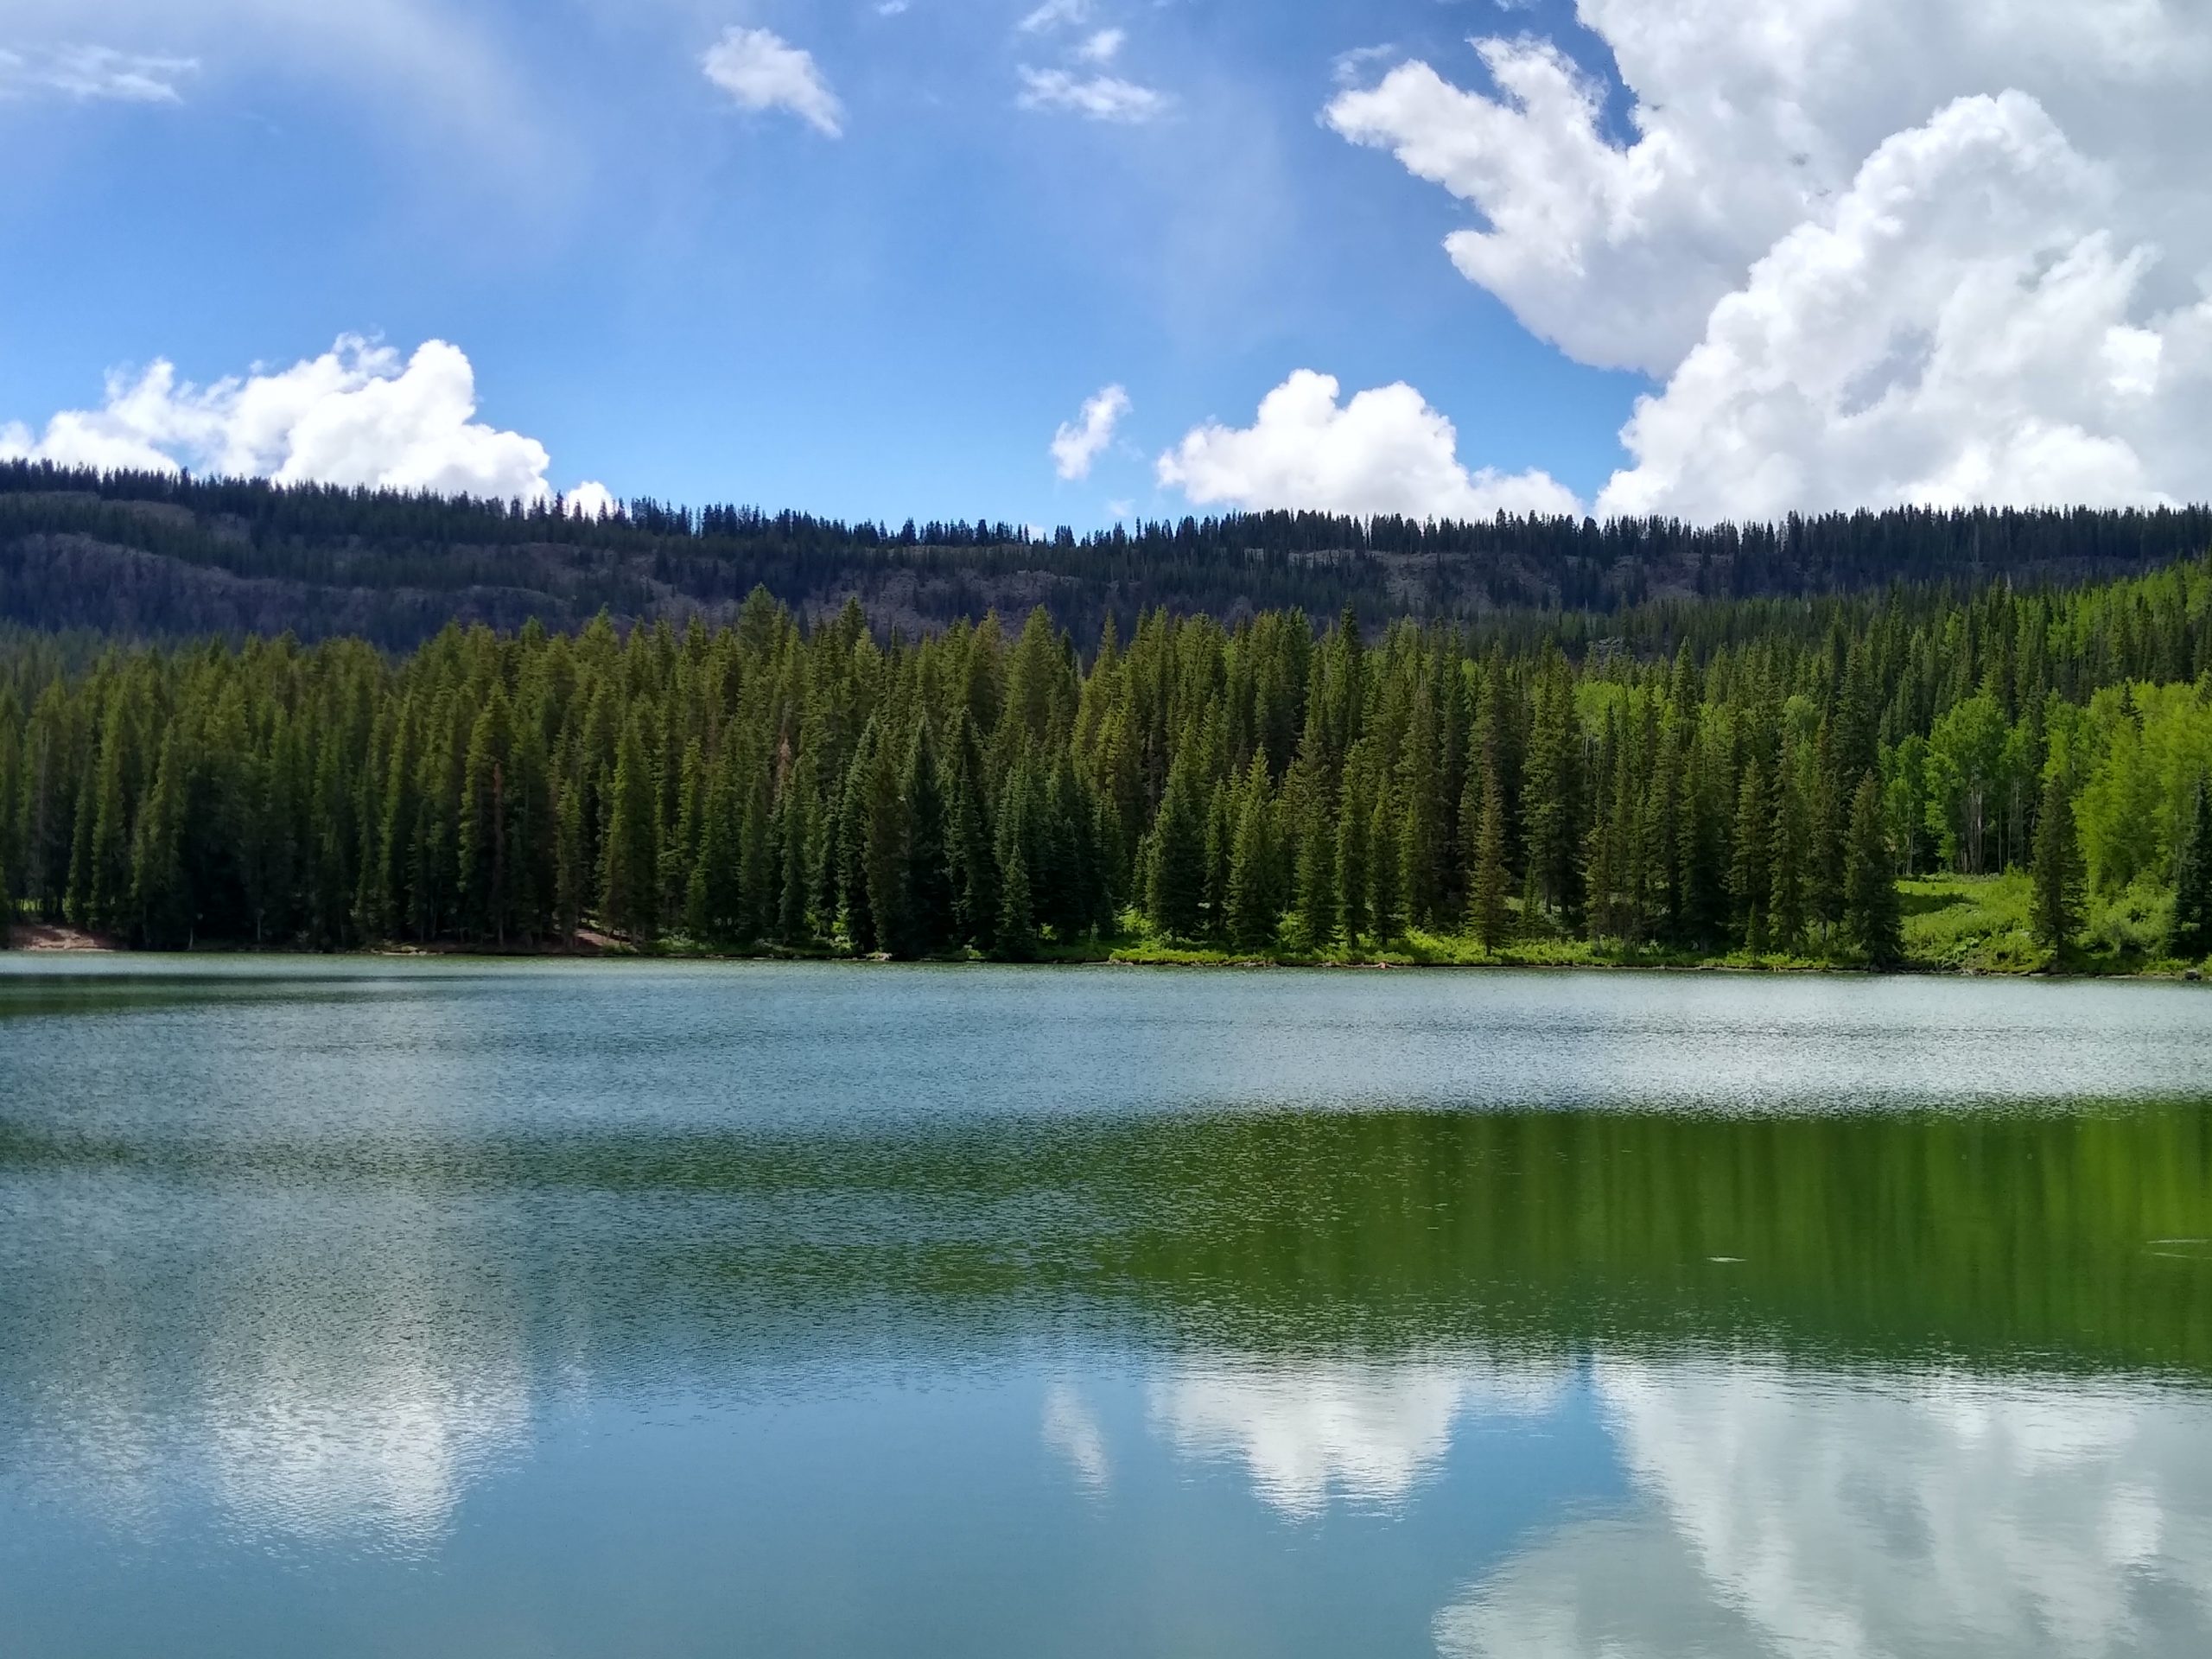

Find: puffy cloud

[1,336,595,504]
[702,27,842,138]
[1157,370,1581,520]
[1325,0,2212,519]
[1597,94,2212,520]
[563,480,617,519]
[0,45,200,103]
[1076,29,1123,67]
[1016,66,1166,124]
[1049,384,1130,480]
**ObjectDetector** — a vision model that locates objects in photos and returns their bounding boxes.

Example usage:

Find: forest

[10,459,2212,647]
[3,543,2210,972]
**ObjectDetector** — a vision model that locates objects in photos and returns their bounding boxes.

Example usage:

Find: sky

[3,1,2210,532]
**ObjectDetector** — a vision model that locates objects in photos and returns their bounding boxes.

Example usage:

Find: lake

[3,960,2211,1656]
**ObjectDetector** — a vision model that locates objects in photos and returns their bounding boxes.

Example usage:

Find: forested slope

[8,461,2212,647]
[4,551,2209,969]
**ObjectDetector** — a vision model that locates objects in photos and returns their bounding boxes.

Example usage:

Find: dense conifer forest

[3,538,2209,970]
[10,460,2212,647]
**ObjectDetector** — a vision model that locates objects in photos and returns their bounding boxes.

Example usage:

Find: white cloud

[1050,384,1130,480]
[1018,0,1090,34]
[1596,93,2212,521]
[1076,29,1123,67]
[1016,65,1166,124]
[0,44,200,103]
[563,480,617,519]
[702,27,842,137]
[1157,370,1581,521]
[0,336,595,504]
[876,1,910,14]
[1325,2,2212,518]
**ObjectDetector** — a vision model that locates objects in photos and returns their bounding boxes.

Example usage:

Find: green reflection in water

[10,1097,2209,1376]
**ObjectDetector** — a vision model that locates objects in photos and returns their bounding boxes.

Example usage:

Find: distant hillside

[4,461,2209,648]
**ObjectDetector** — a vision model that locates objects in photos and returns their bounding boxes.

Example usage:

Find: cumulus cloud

[0,336,596,504]
[0,44,200,103]
[702,27,842,137]
[1050,384,1130,480]
[1076,29,1123,67]
[1325,0,2212,519]
[1016,66,1166,124]
[1157,370,1580,521]
[563,480,618,519]
[1597,93,2212,521]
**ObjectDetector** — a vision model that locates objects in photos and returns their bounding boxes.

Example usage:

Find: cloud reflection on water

[1440,1360,2212,1658]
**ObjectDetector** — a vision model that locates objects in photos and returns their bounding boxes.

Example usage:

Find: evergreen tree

[2172,778,2212,963]
[1842,771,1903,965]
[1147,756,1207,942]
[2030,769,2084,957]
[902,719,956,955]
[1730,754,1769,951]
[1227,753,1281,950]
[1369,788,1403,944]
[600,711,659,941]
[1469,765,1511,950]
[1335,747,1373,948]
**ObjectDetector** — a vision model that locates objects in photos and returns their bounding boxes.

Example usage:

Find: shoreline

[6,925,2202,982]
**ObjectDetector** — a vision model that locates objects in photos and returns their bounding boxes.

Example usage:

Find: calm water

[4,961,2212,1657]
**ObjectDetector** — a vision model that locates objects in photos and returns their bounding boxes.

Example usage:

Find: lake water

[4,960,2212,1657]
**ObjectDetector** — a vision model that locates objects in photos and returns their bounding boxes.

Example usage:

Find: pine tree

[995,828,1039,960]
[902,719,956,955]
[553,774,586,946]
[1769,753,1808,952]
[776,763,816,946]
[1147,756,1207,942]
[1730,754,1769,951]
[2172,777,2212,963]
[1369,788,1403,944]
[1842,771,1902,965]
[1469,764,1510,950]
[2030,770,2083,957]
[1335,750,1372,948]
[1227,753,1281,950]
[601,711,659,942]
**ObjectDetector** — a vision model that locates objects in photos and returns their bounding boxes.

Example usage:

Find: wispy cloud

[702,27,842,137]
[1018,67,1166,124]
[1051,384,1131,480]
[1018,0,1090,34]
[1076,29,1124,66]
[0,44,200,104]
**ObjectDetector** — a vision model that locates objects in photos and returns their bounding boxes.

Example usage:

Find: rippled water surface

[4,959,2212,1656]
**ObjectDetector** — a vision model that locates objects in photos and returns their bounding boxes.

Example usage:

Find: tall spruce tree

[2173,777,2212,963]
[1469,765,1510,950]
[1842,772,1903,965]
[2030,769,2083,957]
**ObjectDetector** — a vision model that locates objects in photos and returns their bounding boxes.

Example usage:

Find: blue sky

[5,2,2209,529]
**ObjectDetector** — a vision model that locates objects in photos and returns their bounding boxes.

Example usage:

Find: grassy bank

[10,874,2206,978]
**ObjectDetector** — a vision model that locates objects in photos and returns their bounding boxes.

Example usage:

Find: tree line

[10,459,2212,648]
[3,556,2210,963]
